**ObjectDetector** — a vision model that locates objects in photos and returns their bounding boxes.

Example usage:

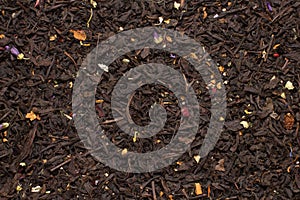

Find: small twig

[281,58,289,70]
[50,158,72,172]
[87,8,93,28]
[233,37,245,55]
[181,188,189,199]
[151,181,157,200]
[101,117,122,124]
[140,176,160,190]
[264,34,274,62]
[64,51,77,67]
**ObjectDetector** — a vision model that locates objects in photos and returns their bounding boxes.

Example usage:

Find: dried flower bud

[266,2,272,12]
[10,46,20,56]
[0,122,9,130]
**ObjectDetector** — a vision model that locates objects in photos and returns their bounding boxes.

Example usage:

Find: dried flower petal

[17,53,25,60]
[284,113,294,130]
[35,0,40,7]
[170,54,176,58]
[153,31,163,44]
[266,2,272,12]
[181,106,190,117]
[0,122,9,130]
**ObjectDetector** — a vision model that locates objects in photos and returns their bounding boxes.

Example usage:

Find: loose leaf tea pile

[0,0,300,199]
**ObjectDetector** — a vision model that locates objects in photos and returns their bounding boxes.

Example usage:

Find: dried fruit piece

[160,191,164,197]
[284,113,294,130]
[203,7,207,19]
[285,81,294,90]
[121,148,128,155]
[194,155,200,163]
[240,121,250,129]
[49,35,57,41]
[133,131,138,143]
[174,2,180,10]
[26,111,40,121]
[195,183,203,195]
[31,185,42,193]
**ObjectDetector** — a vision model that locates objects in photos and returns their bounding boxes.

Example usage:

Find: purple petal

[170,53,176,58]
[5,45,10,51]
[10,46,20,56]
[266,2,272,12]
[153,31,159,40]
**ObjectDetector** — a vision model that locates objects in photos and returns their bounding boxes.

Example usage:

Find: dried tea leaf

[284,113,294,130]
[70,30,87,41]
[195,183,203,195]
